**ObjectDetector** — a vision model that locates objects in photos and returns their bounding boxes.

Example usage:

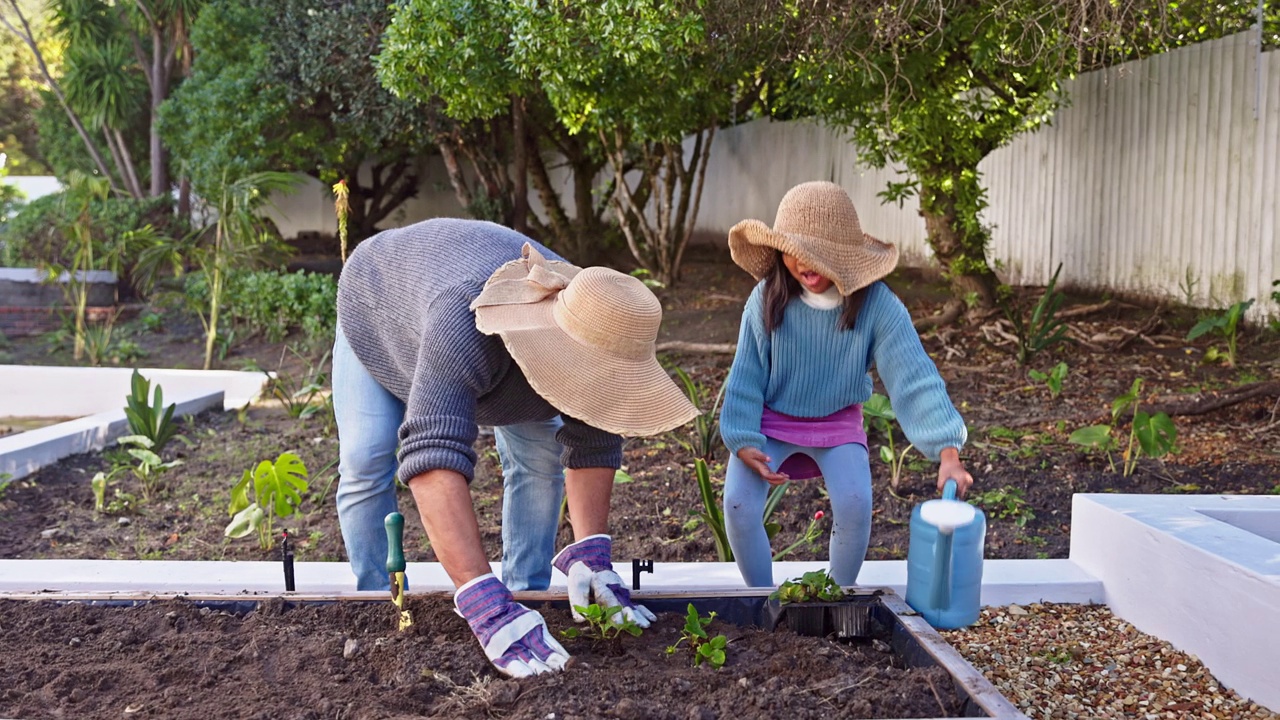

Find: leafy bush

[0,192,185,293]
[186,268,337,347]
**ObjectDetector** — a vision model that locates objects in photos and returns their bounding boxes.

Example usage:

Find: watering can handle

[942,478,958,501]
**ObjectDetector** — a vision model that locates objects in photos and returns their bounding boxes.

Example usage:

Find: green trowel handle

[385,512,406,574]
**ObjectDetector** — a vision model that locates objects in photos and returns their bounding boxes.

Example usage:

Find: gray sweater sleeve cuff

[397,414,479,483]
[556,416,624,470]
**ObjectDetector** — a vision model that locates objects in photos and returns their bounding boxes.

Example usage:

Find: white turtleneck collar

[799,285,842,310]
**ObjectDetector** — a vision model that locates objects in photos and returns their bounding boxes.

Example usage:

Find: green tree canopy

[763,0,1273,310]
[380,0,765,280]
[162,0,435,245]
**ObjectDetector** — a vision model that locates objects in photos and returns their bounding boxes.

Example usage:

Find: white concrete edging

[1071,493,1280,712]
[0,391,223,481]
[1,365,271,481]
[0,558,1104,608]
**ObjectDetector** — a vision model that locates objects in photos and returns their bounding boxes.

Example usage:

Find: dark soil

[2,244,1278,568]
[0,597,964,720]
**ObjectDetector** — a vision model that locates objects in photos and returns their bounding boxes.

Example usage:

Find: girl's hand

[937,447,973,498]
[737,447,789,486]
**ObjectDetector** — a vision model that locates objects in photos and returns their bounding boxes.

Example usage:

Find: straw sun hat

[470,243,699,436]
[728,181,899,296]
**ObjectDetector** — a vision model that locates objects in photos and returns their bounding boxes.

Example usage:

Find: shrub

[186,268,337,349]
[0,192,187,297]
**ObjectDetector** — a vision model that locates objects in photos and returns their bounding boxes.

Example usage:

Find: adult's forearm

[407,468,491,587]
[564,466,614,540]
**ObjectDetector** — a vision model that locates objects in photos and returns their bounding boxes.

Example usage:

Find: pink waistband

[760,404,867,448]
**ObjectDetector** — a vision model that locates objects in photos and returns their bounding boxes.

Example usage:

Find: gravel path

[940,604,1278,719]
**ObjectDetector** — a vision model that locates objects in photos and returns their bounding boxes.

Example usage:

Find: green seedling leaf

[1134,411,1177,458]
[879,445,894,464]
[225,502,265,539]
[1069,425,1113,449]
[862,393,894,420]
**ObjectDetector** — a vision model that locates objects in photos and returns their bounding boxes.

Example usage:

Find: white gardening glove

[552,534,656,628]
[454,574,570,678]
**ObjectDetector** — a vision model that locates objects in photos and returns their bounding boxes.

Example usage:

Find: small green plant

[81,312,119,367]
[267,347,331,420]
[1069,378,1178,476]
[666,603,727,669]
[771,569,846,604]
[672,366,724,461]
[692,458,789,562]
[559,603,644,646]
[772,510,825,561]
[863,393,915,493]
[1028,362,1068,399]
[226,452,310,550]
[124,369,184,454]
[116,435,182,500]
[110,339,148,365]
[1003,263,1071,366]
[139,311,165,333]
[970,487,1035,527]
[1187,299,1254,367]
[1270,281,1279,332]
[629,267,664,289]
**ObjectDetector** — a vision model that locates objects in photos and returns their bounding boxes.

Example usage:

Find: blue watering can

[904,479,986,629]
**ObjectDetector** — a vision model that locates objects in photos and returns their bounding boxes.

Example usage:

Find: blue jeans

[332,326,565,591]
[723,438,873,588]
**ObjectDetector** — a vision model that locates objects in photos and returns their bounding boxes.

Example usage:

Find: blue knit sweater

[336,219,622,483]
[719,281,967,461]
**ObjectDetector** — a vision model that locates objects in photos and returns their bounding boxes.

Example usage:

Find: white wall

[1070,494,1280,712]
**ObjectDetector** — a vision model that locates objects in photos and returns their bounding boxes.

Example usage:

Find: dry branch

[656,341,737,355]
[1145,381,1280,418]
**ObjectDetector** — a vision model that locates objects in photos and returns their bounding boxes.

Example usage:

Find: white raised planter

[1071,493,1280,712]
[0,365,269,481]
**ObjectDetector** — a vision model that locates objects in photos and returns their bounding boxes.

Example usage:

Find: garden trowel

[384,512,413,631]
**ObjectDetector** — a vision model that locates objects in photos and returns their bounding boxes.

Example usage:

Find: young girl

[718,181,973,588]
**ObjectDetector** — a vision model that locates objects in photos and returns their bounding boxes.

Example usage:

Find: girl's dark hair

[762,250,869,334]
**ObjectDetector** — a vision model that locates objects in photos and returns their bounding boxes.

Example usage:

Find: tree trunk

[148,25,168,197]
[510,95,529,236]
[918,169,999,309]
[0,6,120,192]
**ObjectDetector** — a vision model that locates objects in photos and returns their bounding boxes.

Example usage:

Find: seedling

[672,366,724,461]
[226,452,310,550]
[1187,299,1253,367]
[116,435,183,500]
[666,604,728,669]
[1003,263,1071,366]
[560,603,643,654]
[771,569,846,604]
[124,370,185,454]
[1028,362,1068,399]
[863,394,916,493]
[692,458,789,562]
[970,486,1035,527]
[1069,378,1177,476]
[772,510,826,561]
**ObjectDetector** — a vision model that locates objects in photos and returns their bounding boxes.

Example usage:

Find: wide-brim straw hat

[470,243,700,436]
[728,181,899,296]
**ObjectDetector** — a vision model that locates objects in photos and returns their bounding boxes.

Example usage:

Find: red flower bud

[814,510,825,520]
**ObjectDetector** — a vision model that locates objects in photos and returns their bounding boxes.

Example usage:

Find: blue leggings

[724,439,873,587]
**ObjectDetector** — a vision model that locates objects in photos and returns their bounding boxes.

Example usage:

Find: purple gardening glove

[552,534,656,628]
[454,573,570,678]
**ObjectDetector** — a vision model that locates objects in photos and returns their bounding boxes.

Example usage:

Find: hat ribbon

[470,243,570,309]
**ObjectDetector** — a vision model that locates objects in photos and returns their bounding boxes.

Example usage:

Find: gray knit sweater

[336,219,622,483]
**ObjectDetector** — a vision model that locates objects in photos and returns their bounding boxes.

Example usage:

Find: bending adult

[333,218,698,677]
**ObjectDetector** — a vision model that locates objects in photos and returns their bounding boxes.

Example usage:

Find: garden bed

[0,592,1011,720]
[1,251,1277,567]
